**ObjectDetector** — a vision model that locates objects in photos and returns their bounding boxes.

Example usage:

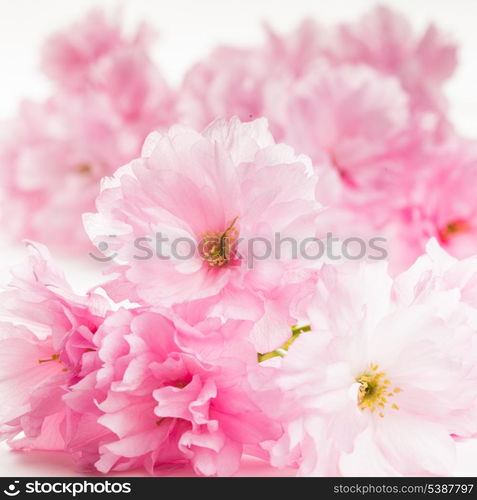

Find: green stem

[257,325,311,363]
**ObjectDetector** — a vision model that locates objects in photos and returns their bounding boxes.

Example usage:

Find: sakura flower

[42,9,174,133]
[179,6,455,133]
[265,19,455,224]
[66,307,280,476]
[251,261,477,476]
[267,61,411,189]
[176,8,455,264]
[0,93,171,251]
[266,5,456,116]
[389,140,477,271]
[266,61,451,261]
[0,242,107,450]
[263,18,337,79]
[333,5,457,115]
[43,10,147,87]
[84,118,321,319]
[392,240,477,438]
[394,238,477,313]
[41,9,141,90]
[178,47,269,130]
[0,95,127,250]
[0,9,175,251]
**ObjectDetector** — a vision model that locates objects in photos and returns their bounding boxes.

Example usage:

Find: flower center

[356,363,401,418]
[76,163,92,175]
[38,353,67,372]
[439,219,471,243]
[198,217,239,268]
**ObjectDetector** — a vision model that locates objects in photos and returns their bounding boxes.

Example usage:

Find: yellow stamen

[38,354,60,364]
[198,217,239,268]
[356,363,402,418]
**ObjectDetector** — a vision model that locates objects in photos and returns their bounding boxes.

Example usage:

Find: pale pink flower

[266,60,453,258]
[0,242,107,449]
[65,307,280,475]
[177,24,334,131]
[266,6,456,115]
[333,5,457,114]
[176,9,455,263]
[263,18,337,78]
[393,240,477,439]
[297,123,476,275]
[395,239,477,313]
[43,10,148,88]
[42,9,175,133]
[179,6,455,133]
[251,261,477,476]
[267,61,411,189]
[178,47,269,130]
[84,118,321,345]
[0,93,172,251]
[0,95,129,250]
[265,22,455,241]
[267,8,458,261]
[389,141,477,271]
[0,9,175,251]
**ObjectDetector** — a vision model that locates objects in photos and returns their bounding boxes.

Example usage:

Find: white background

[0,0,476,477]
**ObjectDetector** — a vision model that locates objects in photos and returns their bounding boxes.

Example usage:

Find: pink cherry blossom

[0,9,175,251]
[333,5,457,114]
[65,307,281,475]
[395,239,477,313]
[388,140,477,271]
[392,240,477,439]
[251,260,477,476]
[179,6,455,134]
[0,242,107,450]
[263,18,337,79]
[265,59,456,264]
[176,7,457,267]
[0,3,475,478]
[265,12,456,256]
[265,5,456,116]
[267,61,411,189]
[42,9,174,133]
[84,118,321,326]
[0,95,132,250]
[42,9,150,91]
[178,46,269,130]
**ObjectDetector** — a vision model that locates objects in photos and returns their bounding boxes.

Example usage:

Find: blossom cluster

[1,6,477,477]
[0,10,175,251]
